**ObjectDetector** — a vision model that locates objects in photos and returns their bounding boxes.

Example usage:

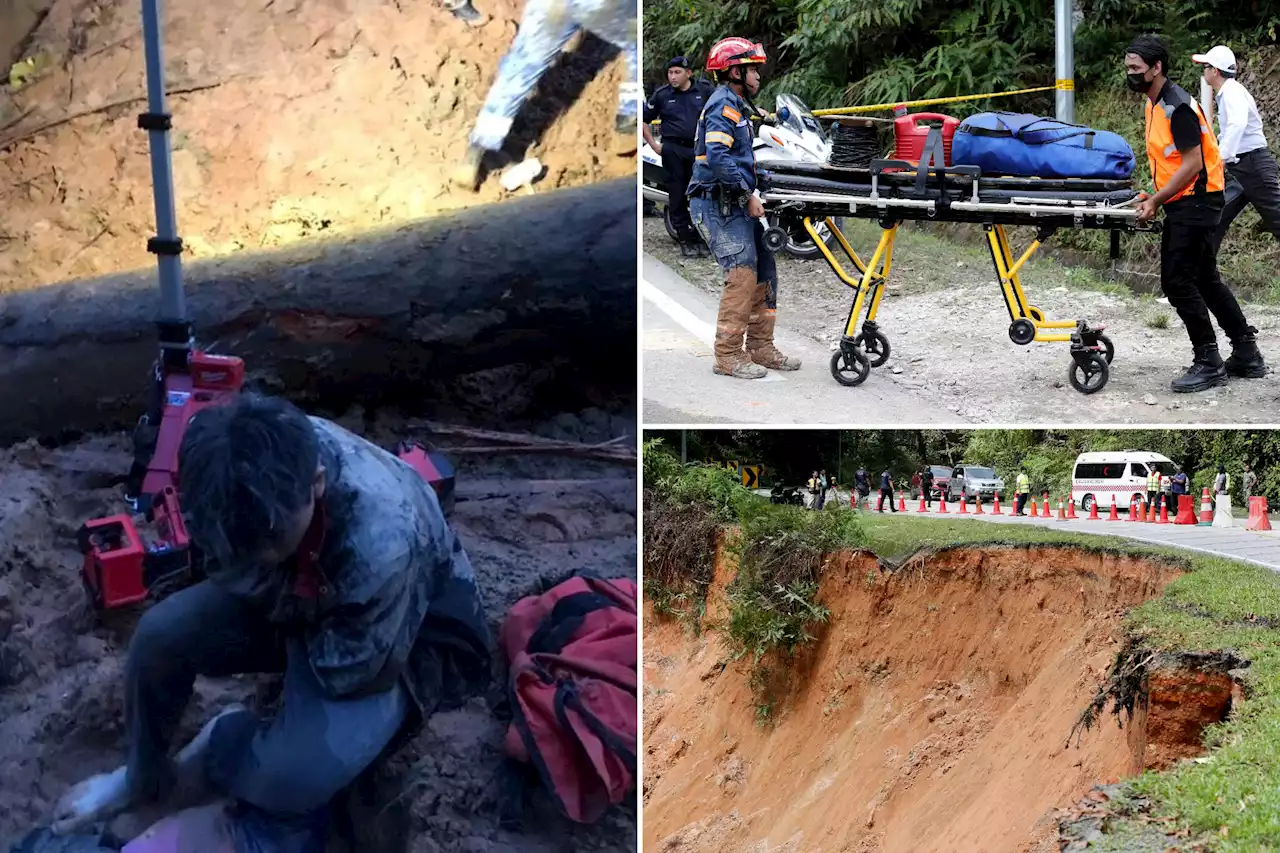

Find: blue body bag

[951,112,1137,180]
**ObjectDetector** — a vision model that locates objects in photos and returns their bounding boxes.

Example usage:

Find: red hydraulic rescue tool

[76,0,452,609]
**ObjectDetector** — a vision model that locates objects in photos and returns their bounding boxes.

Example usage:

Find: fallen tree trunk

[0,178,636,444]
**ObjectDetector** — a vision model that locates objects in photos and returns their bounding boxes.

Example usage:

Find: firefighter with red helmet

[688,37,801,379]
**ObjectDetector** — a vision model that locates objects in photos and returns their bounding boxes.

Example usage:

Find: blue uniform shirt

[688,83,757,195]
[644,79,714,143]
[880,471,892,491]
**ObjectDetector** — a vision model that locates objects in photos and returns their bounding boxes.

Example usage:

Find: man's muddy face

[253,465,325,567]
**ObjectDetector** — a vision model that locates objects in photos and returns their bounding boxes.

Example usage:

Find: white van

[1071,450,1176,513]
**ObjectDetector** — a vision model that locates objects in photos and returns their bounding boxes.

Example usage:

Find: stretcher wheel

[1098,333,1115,364]
[1068,354,1109,395]
[831,348,871,387]
[857,330,891,367]
[1008,319,1036,346]
[762,226,789,253]
[1027,306,1046,323]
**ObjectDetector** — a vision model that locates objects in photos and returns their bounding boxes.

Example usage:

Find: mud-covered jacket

[204,418,492,715]
[689,83,757,195]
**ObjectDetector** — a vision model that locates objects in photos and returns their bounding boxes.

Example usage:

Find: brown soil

[643,545,1212,853]
[0,0,631,292]
[0,406,638,851]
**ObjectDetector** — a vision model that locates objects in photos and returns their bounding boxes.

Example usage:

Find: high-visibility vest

[1145,81,1224,204]
[1016,473,1030,494]
[1147,472,1159,491]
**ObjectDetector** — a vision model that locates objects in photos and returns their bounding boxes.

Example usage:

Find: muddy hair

[178,392,320,570]
[1126,34,1170,77]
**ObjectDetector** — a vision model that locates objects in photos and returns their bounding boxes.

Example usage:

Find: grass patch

[1146,311,1171,330]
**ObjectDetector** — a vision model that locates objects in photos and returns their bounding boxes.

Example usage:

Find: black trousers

[1015,493,1029,514]
[661,141,699,244]
[1214,149,1280,252]
[877,488,897,511]
[1161,218,1250,349]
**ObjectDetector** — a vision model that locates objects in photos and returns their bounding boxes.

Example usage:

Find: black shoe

[1225,328,1267,378]
[1171,343,1228,393]
[680,242,700,258]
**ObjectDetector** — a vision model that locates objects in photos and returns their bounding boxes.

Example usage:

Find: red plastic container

[893,111,961,166]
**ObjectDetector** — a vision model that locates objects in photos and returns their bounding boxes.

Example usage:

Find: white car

[1071,450,1176,513]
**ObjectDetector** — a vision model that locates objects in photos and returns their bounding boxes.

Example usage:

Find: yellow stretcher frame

[802,217,1077,343]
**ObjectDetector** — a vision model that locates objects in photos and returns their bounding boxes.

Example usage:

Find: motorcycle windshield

[776,94,825,141]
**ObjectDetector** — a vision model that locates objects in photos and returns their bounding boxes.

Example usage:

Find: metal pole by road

[681,430,687,464]
[1054,0,1075,123]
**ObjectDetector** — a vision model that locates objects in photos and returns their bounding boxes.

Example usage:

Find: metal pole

[681,430,687,464]
[139,0,189,352]
[1054,0,1075,123]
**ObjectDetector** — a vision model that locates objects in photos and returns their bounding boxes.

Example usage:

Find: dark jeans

[877,488,897,512]
[661,141,699,244]
[1015,493,1029,514]
[922,488,933,508]
[126,581,410,817]
[1160,218,1250,349]
[1214,149,1280,252]
[689,195,778,302]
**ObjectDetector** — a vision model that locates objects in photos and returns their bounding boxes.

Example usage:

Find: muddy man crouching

[454,0,639,190]
[687,37,800,380]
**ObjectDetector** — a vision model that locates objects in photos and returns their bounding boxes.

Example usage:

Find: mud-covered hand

[51,767,131,835]
[747,195,765,219]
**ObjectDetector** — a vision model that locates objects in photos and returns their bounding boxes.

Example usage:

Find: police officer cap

[667,56,691,70]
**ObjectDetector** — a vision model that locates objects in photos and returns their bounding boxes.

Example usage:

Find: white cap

[1192,45,1237,74]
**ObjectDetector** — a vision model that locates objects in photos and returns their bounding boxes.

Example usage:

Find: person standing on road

[688,37,801,380]
[1126,35,1267,392]
[644,57,714,257]
[877,469,898,513]
[1147,468,1161,514]
[816,469,828,510]
[921,466,935,510]
[1161,470,1173,511]
[1243,461,1257,499]
[854,465,871,510]
[1015,470,1031,516]
[1172,465,1190,512]
[455,0,638,190]
[1193,45,1280,252]
[1214,463,1231,495]
[808,470,821,510]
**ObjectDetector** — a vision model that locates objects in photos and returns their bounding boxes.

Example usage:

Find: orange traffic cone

[1088,499,1100,520]
[1030,498,1039,517]
[899,496,907,512]
[1107,495,1119,521]
[1246,496,1273,531]
[1200,488,1214,525]
[1147,500,1156,523]
[918,495,927,512]
[1057,498,1066,520]
[1042,495,1051,516]
[975,494,984,514]
[1157,500,1169,524]
[939,497,947,513]
[1067,497,1077,519]
[959,496,968,514]
[1129,497,1143,522]
[992,492,1003,515]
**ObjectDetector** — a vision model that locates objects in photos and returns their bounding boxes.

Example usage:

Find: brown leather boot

[713,267,767,379]
[746,284,802,370]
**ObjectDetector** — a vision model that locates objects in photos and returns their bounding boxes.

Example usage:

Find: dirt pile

[643,545,1211,853]
[0,0,631,292]
[0,406,637,852]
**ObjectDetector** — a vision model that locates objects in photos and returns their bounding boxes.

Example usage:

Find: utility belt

[690,183,752,216]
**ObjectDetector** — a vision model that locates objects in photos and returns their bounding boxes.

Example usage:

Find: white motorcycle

[641,93,845,260]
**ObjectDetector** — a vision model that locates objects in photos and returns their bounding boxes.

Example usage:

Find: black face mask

[1126,71,1151,92]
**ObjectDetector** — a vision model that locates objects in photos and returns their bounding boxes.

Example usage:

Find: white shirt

[1215,78,1269,163]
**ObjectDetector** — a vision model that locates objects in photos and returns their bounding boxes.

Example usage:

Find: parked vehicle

[947,465,1005,502]
[913,464,953,500]
[1071,450,1175,513]
[641,93,845,259]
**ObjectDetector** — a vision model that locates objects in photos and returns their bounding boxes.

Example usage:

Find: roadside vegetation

[643,439,1280,849]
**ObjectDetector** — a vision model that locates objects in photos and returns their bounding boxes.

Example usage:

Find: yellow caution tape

[1056,78,1075,91]
[812,84,1058,117]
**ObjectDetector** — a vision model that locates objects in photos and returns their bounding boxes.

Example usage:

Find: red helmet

[705,37,767,73]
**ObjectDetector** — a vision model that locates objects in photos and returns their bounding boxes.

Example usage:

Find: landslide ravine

[643,544,1222,853]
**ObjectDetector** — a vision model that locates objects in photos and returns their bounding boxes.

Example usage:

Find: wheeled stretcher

[758,157,1162,394]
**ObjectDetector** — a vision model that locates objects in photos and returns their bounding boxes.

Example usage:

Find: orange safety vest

[1144,81,1224,203]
